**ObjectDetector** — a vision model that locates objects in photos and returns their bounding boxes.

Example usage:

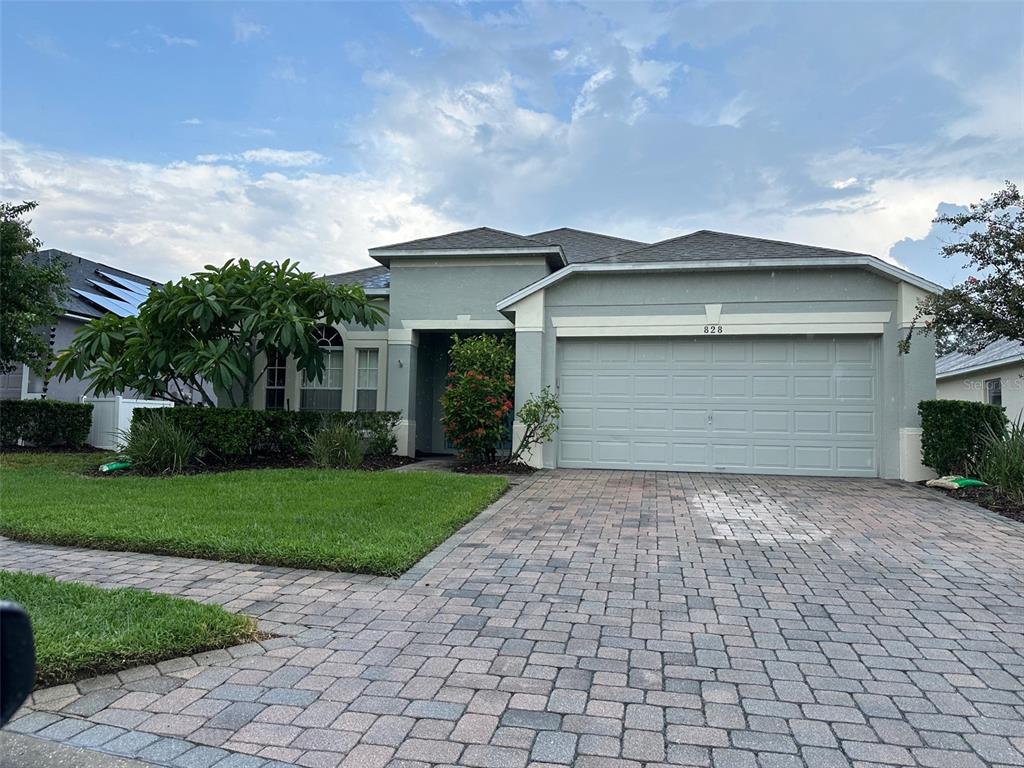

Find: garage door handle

[707,414,713,424]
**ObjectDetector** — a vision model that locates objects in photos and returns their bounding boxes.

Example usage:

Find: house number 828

[703,325,724,334]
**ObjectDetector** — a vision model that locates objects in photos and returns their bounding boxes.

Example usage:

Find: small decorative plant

[510,387,562,465]
[307,422,364,469]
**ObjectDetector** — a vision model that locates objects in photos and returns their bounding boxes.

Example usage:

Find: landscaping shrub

[307,422,364,469]
[0,399,94,449]
[131,407,401,465]
[121,411,201,474]
[977,417,1024,501]
[440,334,515,463]
[510,386,562,464]
[918,399,1008,475]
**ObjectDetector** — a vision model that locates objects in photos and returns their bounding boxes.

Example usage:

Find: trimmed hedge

[131,408,401,464]
[0,399,95,449]
[919,399,1008,476]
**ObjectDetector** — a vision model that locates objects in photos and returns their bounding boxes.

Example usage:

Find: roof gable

[598,230,872,264]
[528,227,647,264]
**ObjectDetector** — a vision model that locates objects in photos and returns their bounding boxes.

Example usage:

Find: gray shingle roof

[31,249,157,319]
[370,227,553,253]
[936,338,1024,377]
[325,265,391,291]
[596,230,872,264]
[528,228,647,264]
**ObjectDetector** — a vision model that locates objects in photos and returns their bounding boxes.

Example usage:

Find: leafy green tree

[440,333,515,463]
[901,182,1023,355]
[0,201,68,376]
[53,259,386,407]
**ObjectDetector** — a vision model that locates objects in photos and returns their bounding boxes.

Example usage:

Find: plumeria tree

[53,259,385,407]
[900,181,1023,355]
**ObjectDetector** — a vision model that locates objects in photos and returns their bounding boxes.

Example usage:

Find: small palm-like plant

[121,411,201,474]
[307,422,364,469]
[977,417,1024,501]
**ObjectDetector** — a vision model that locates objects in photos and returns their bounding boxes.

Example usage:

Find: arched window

[300,325,344,411]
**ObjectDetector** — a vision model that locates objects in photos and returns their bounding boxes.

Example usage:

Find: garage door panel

[836,376,874,399]
[673,376,707,396]
[836,411,874,435]
[596,375,631,397]
[635,408,671,430]
[673,409,708,431]
[753,445,791,468]
[635,375,671,397]
[752,410,790,433]
[712,376,747,397]
[557,336,880,477]
[594,408,631,430]
[752,376,789,398]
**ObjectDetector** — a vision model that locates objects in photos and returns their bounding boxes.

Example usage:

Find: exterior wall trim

[496,256,941,313]
[400,319,514,331]
[552,310,891,337]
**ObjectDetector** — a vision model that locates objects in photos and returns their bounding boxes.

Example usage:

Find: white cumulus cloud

[195,149,326,167]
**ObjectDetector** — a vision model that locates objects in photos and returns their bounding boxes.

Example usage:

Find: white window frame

[300,326,345,412]
[355,348,380,412]
[985,377,1003,408]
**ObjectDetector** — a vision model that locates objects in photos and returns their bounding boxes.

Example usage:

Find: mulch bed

[86,454,419,477]
[941,485,1024,525]
[453,461,536,475]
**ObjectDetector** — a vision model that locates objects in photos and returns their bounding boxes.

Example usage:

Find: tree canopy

[0,201,68,376]
[901,182,1024,356]
[53,259,386,407]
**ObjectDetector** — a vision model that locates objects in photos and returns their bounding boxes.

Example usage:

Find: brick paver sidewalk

[2,470,1023,768]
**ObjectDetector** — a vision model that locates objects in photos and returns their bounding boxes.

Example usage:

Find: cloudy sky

[1,1,1020,284]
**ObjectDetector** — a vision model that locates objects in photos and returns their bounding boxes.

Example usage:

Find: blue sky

[1,1,1020,282]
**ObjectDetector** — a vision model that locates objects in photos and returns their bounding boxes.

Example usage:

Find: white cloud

[232,16,268,44]
[195,149,326,167]
[272,57,305,83]
[0,138,458,282]
[24,34,69,59]
[159,33,199,48]
[830,177,859,190]
[180,117,203,126]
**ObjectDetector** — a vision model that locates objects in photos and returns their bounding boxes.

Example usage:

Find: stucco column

[386,329,418,457]
[511,292,547,468]
[894,283,937,481]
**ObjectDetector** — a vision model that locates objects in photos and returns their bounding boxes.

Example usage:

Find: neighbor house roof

[528,228,647,264]
[936,338,1024,379]
[597,230,874,264]
[325,265,391,293]
[368,226,565,269]
[32,249,156,320]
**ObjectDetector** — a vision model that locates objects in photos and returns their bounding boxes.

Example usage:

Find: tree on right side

[900,181,1023,356]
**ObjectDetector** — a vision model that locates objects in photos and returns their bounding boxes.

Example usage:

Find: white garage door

[557,336,880,477]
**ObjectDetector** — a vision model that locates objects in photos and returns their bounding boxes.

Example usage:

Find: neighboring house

[936,338,1024,422]
[0,249,159,403]
[259,226,939,480]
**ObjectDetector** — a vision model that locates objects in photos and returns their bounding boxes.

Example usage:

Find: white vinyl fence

[82,395,174,450]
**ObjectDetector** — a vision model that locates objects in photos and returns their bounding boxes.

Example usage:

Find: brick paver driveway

[3,470,1024,768]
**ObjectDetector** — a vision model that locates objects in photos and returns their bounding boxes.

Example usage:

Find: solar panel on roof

[71,288,136,318]
[97,271,152,298]
[87,279,147,312]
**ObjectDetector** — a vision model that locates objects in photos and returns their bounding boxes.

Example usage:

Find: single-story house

[937,338,1024,422]
[261,227,939,480]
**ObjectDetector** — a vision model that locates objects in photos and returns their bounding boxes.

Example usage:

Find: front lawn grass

[0,570,259,688]
[0,453,508,576]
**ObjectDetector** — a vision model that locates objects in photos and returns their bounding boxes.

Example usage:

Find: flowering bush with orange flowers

[440,334,515,462]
